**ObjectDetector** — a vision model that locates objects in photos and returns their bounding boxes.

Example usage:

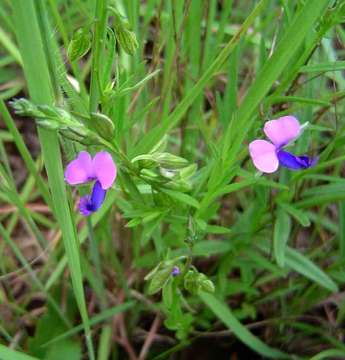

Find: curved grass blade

[200,292,289,359]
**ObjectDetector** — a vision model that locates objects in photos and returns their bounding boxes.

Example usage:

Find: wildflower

[171,266,180,277]
[65,151,117,216]
[249,116,317,173]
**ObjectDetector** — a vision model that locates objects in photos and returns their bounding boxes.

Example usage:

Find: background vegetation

[0,0,344,359]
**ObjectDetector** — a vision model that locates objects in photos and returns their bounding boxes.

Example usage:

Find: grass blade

[200,292,289,359]
[12,1,95,358]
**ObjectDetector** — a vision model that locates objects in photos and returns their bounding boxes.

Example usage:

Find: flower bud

[184,269,215,295]
[154,153,189,169]
[164,179,192,192]
[10,98,41,117]
[179,164,197,179]
[90,112,115,141]
[131,154,158,169]
[116,27,138,55]
[67,26,92,62]
[109,6,138,55]
[140,169,166,184]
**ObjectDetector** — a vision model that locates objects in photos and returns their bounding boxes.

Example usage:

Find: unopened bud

[67,27,92,62]
[164,179,192,192]
[154,153,189,169]
[90,112,115,141]
[184,269,215,295]
[140,169,165,184]
[109,6,138,55]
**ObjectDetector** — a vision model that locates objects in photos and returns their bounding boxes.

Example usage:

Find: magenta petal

[64,151,94,185]
[249,140,279,173]
[93,151,117,190]
[263,116,301,148]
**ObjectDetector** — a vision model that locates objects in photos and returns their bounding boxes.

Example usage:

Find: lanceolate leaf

[200,293,289,359]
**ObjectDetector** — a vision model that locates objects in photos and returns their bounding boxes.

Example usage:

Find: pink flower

[249,116,317,173]
[64,151,117,215]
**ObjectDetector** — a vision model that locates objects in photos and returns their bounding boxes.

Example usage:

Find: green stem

[89,0,108,112]
[87,219,107,309]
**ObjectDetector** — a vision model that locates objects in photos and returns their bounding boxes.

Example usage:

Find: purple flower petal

[171,266,180,277]
[65,151,94,185]
[264,116,301,148]
[89,181,106,211]
[277,150,317,170]
[93,151,117,190]
[79,195,92,216]
[249,140,279,173]
[78,181,106,216]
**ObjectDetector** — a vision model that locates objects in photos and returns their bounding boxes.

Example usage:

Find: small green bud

[10,98,41,117]
[154,153,189,169]
[184,269,215,295]
[131,154,158,169]
[116,27,138,55]
[200,278,215,293]
[164,179,192,192]
[184,270,200,295]
[179,164,197,179]
[67,27,92,62]
[90,112,115,141]
[140,169,166,184]
[109,6,138,55]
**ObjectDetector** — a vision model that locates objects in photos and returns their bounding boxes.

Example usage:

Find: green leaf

[285,247,338,293]
[160,188,200,209]
[299,61,345,73]
[259,242,338,293]
[273,209,291,267]
[42,302,136,347]
[45,341,81,360]
[200,293,288,359]
[193,240,232,256]
[162,279,174,309]
[67,27,91,62]
[147,266,174,295]
[0,345,39,360]
[278,202,310,227]
[309,349,345,360]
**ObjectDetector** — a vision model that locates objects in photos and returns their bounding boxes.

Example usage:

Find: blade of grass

[0,345,39,360]
[41,301,136,347]
[0,100,51,207]
[200,292,289,359]
[0,223,70,327]
[134,0,268,155]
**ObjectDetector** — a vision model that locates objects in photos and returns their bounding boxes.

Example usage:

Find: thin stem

[87,219,107,309]
[89,0,108,112]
